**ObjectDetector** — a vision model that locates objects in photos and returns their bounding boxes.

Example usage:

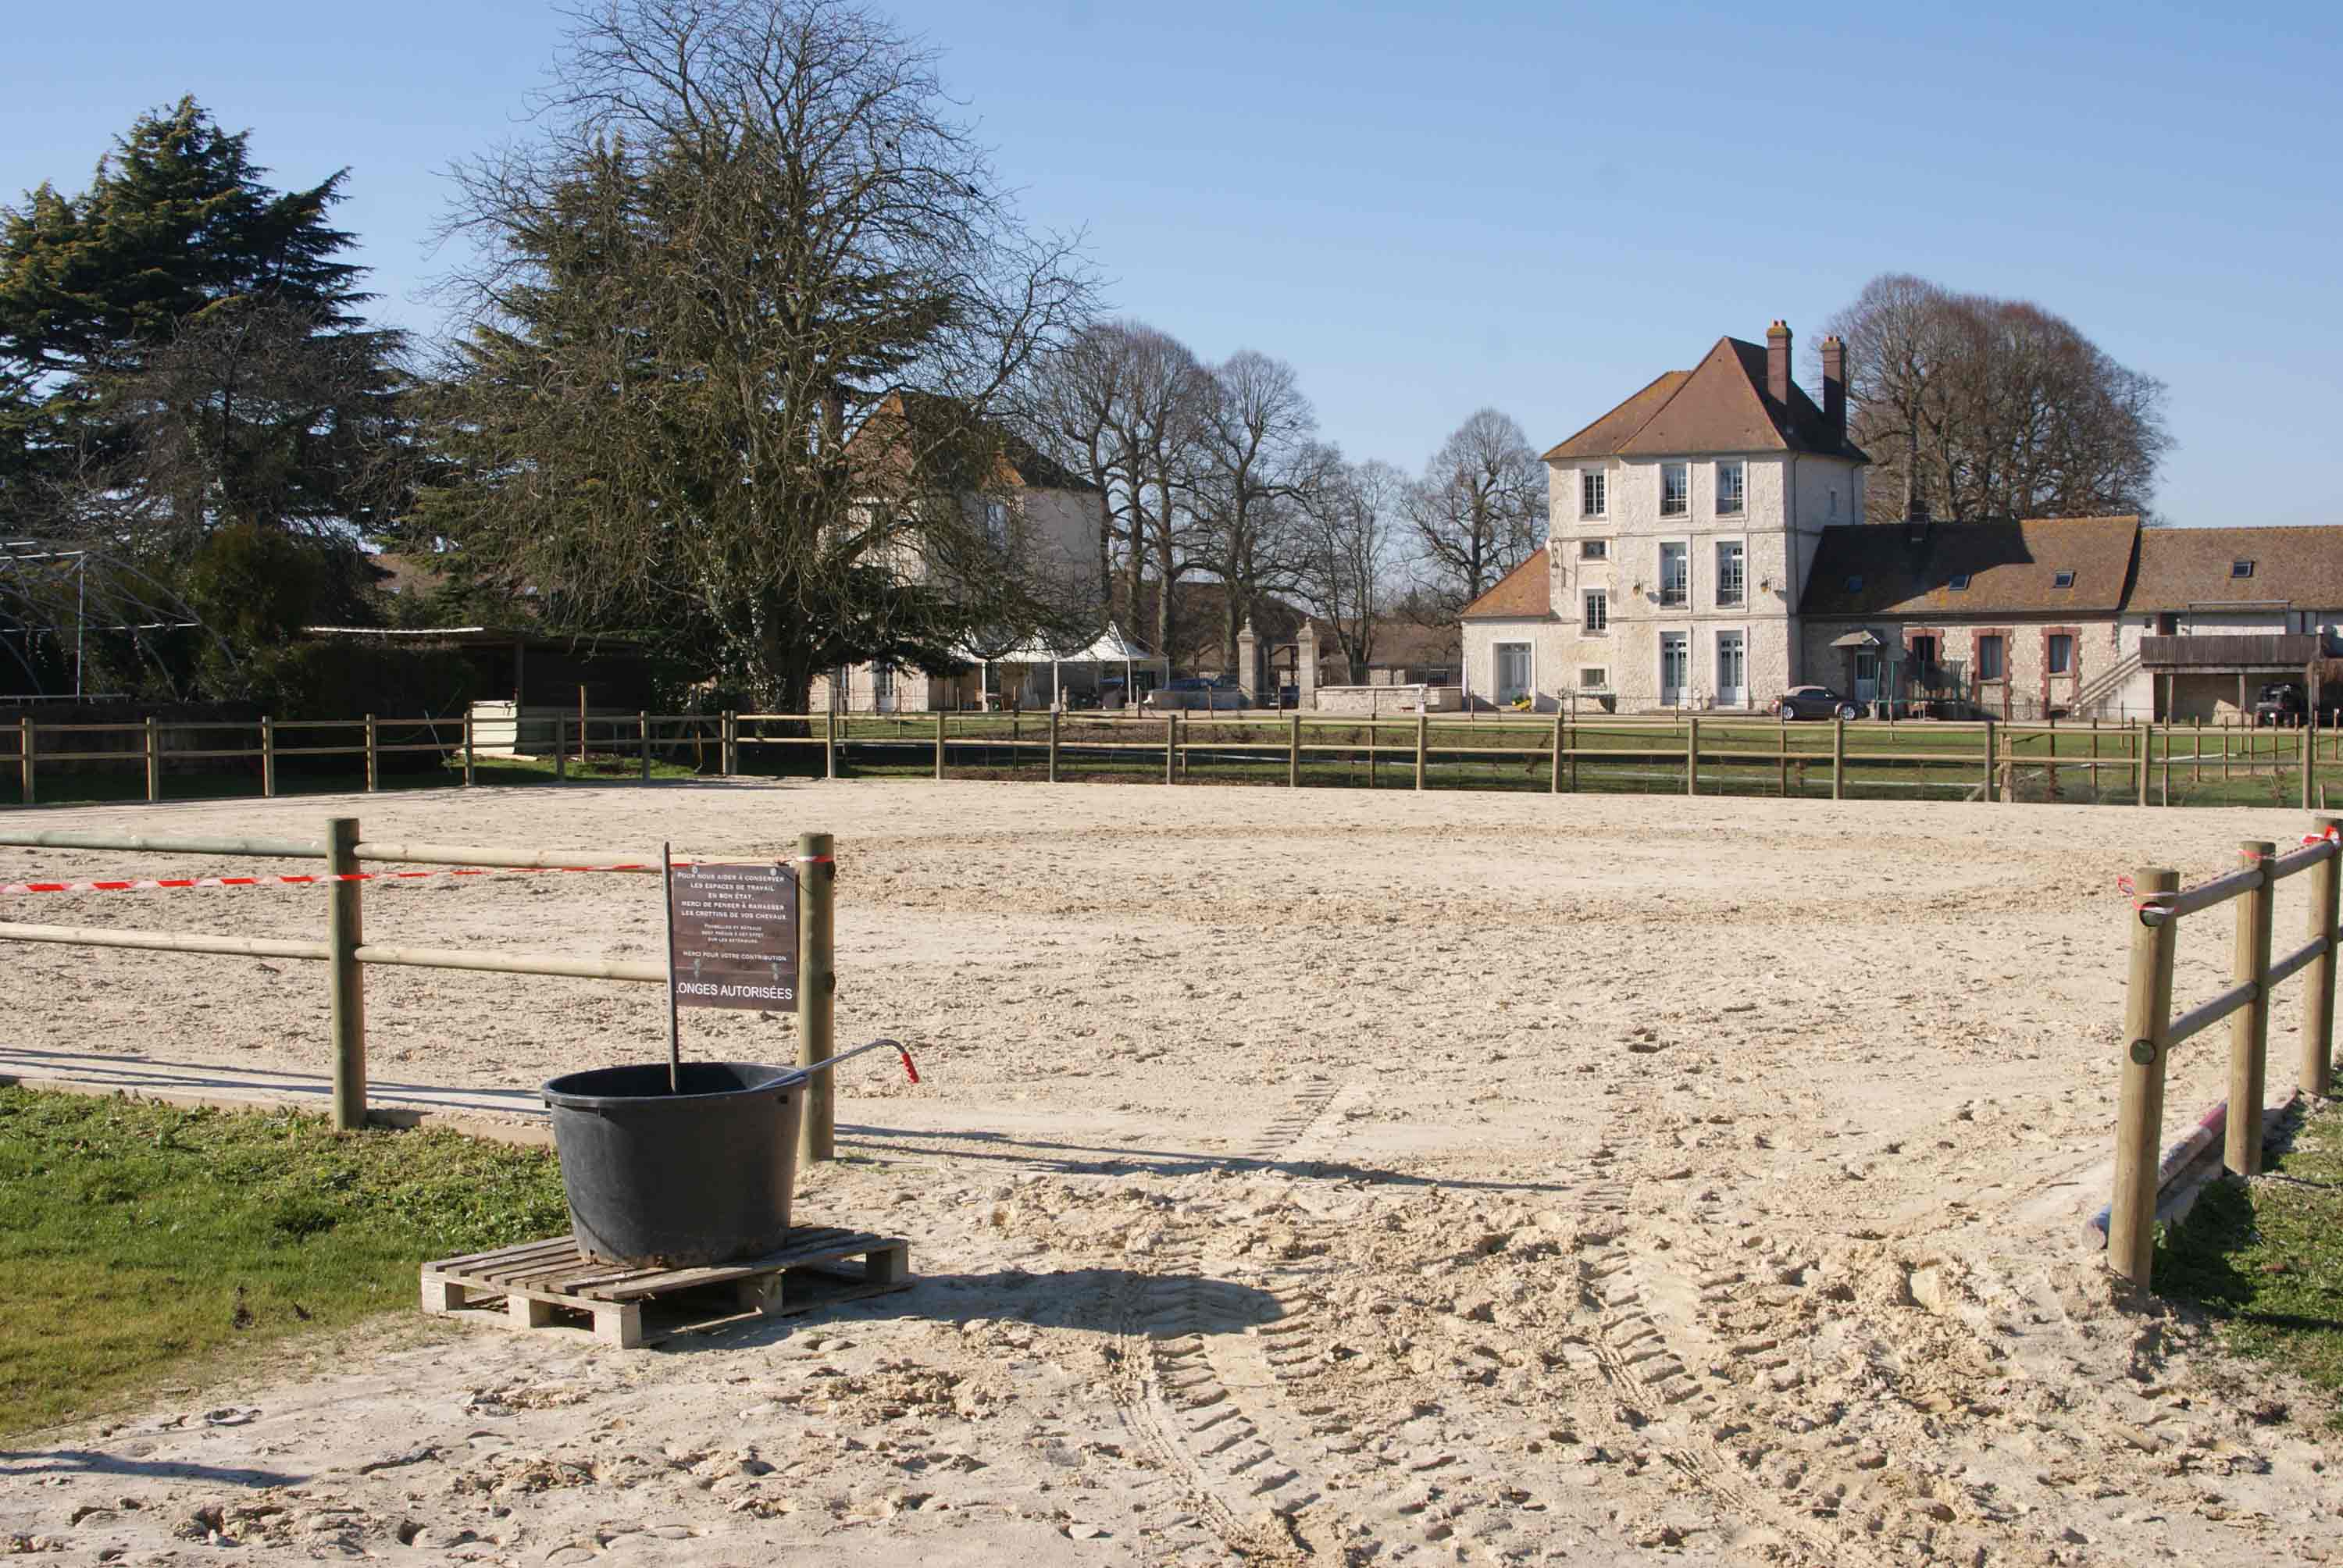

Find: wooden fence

[5,707,2338,809]
[2105,814,2343,1288]
[0,818,843,1163]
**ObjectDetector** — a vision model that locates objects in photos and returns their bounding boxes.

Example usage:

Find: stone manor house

[1460,322,2343,720]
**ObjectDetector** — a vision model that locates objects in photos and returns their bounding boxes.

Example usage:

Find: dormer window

[1660,462,1689,517]
[1948,573,1971,590]
[2231,559,2255,579]
[1845,575,1863,592]
[1715,460,1746,517]
[2052,570,2076,589]
[1581,470,1607,519]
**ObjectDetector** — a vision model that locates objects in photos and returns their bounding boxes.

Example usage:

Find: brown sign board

[667,862,799,1010]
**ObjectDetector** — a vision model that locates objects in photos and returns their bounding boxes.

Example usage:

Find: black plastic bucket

[541,1061,806,1268]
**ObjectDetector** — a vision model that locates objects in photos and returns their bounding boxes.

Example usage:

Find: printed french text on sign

[668,862,799,1010]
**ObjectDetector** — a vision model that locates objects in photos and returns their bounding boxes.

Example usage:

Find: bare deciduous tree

[1825,273,2170,524]
[417,0,1097,704]
[1297,456,1403,681]
[1403,408,1543,616]
[1191,350,1336,675]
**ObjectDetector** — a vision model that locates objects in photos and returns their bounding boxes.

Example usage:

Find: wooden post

[796,831,836,1165]
[144,716,160,803]
[721,711,736,777]
[1415,711,1428,792]
[1831,714,1846,800]
[1165,711,1179,785]
[1778,710,1788,797]
[2303,718,2315,810]
[462,713,476,788]
[555,715,567,781]
[1685,715,1699,796]
[2306,815,2342,1098]
[15,716,30,806]
[2193,716,2202,784]
[1982,718,1995,802]
[1367,714,1378,789]
[2109,866,2180,1288]
[639,711,651,782]
[2227,839,2278,1177]
[364,715,379,793]
[823,712,839,780]
[934,709,946,780]
[326,815,367,1133]
[260,715,276,798]
[2161,715,2171,805]
[1289,710,1302,788]
[2223,716,2231,781]
[2134,718,2149,807]
[2045,715,2058,797]
[1550,710,1564,795]
[1047,707,1061,783]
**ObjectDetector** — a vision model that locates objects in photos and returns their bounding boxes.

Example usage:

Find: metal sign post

[661,840,681,1092]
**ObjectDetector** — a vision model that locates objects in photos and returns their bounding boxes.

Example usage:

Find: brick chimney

[1820,334,1847,441]
[1766,320,1792,407]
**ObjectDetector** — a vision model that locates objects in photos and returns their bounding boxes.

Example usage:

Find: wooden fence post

[639,711,651,782]
[934,709,946,780]
[2306,814,2342,1098]
[16,716,30,806]
[1982,718,1995,802]
[2227,839,2278,1177]
[1415,711,1428,792]
[462,713,476,788]
[364,715,379,793]
[1165,712,1177,786]
[326,815,367,1133]
[2109,866,2180,1287]
[1831,714,1846,800]
[796,831,836,1165]
[261,715,276,798]
[1778,711,1788,797]
[2134,718,2149,807]
[1289,711,1301,788]
[1685,716,1699,796]
[2303,720,2316,811]
[721,711,736,777]
[144,716,160,803]
[1047,708,1061,784]
[823,712,839,780]
[555,715,568,781]
[1550,710,1564,795]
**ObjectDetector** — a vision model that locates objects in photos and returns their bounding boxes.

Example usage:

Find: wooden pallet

[420,1226,911,1349]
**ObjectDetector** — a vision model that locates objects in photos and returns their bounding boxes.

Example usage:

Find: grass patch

[0,1088,569,1435]
[2155,1101,2343,1427]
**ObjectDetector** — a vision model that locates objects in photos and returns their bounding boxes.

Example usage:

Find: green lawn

[2155,1101,2343,1428]
[0,1089,569,1434]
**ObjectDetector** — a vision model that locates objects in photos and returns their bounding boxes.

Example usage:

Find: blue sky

[9,1,2339,527]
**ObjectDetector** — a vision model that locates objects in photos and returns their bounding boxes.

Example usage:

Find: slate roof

[1542,337,1867,464]
[2129,526,2343,611]
[1799,517,2141,618]
[1459,551,1554,620]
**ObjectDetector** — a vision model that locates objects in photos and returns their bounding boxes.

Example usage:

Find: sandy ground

[2,779,2340,1566]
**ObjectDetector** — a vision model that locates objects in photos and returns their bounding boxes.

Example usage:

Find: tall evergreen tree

[0,96,405,547]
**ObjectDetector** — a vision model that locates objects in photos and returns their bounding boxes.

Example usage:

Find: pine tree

[0,96,404,543]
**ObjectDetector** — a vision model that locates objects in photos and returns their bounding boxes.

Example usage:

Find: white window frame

[1658,541,1690,608]
[1659,631,1691,705]
[1579,667,1610,691]
[1580,538,1608,561]
[1714,628,1749,707]
[1715,459,1746,518]
[1492,640,1535,705]
[2046,633,2074,677]
[1581,469,1607,519]
[1660,461,1689,518]
[1976,634,2006,683]
[1714,540,1746,607]
[1582,590,1609,635]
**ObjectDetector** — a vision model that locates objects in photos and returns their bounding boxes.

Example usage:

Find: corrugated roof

[2129,526,2343,611]
[1542,337,1867,463]
[1459,551,1553,620]
[1799,517,2140,618]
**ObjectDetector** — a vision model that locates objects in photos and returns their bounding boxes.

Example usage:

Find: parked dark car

[1774,684,1862,721]
[2254,682,2305,727]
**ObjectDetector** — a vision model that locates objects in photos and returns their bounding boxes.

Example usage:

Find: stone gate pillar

[1296,620,1319,711]
[1236,618,1258,703]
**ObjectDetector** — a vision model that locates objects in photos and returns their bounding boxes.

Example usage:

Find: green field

[0,1089,569,1434]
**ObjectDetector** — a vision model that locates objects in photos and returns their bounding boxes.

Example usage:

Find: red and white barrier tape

[1,862,664,896]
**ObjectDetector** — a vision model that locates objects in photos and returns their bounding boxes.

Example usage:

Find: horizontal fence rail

[0,818,841,1156]
[4,705,2336,812]
[2106,815,2343,1289]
